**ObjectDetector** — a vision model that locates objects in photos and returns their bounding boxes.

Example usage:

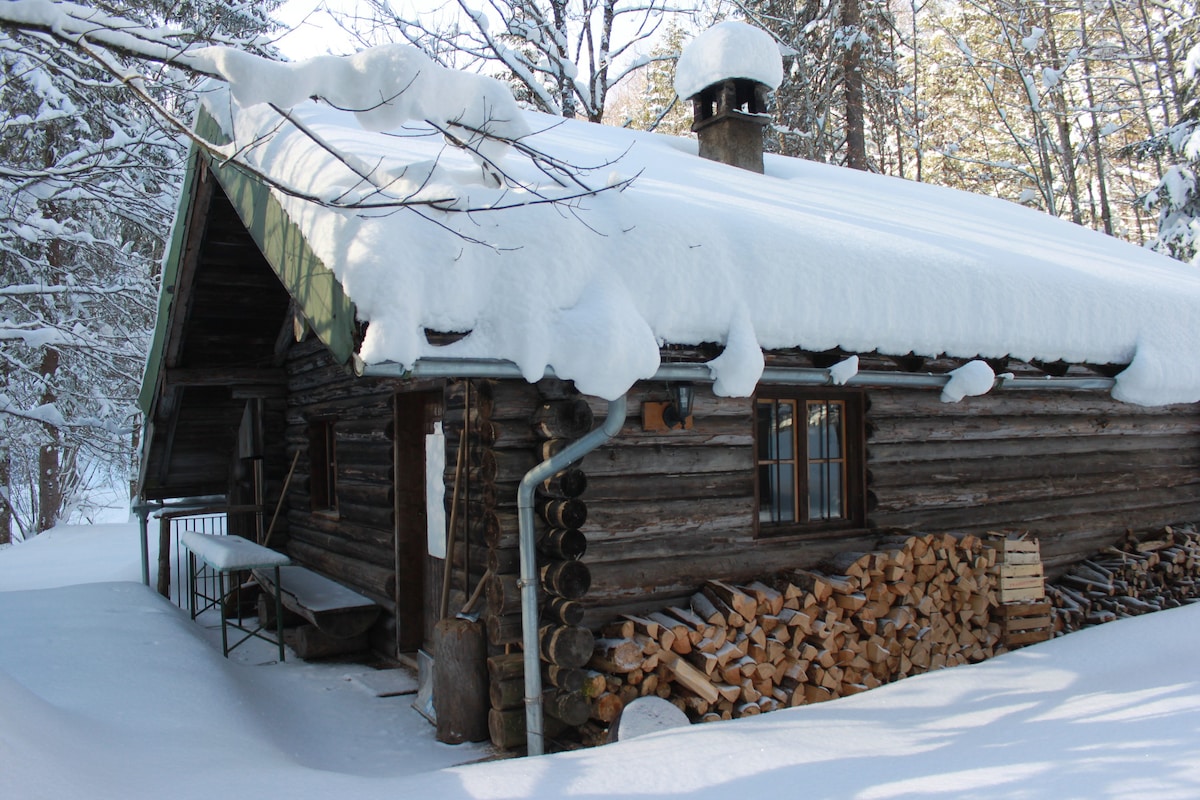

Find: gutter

[358,357,1118,393]
[357,355,1114,755]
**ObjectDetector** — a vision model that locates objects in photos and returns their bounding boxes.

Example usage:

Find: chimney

[674,22,783,174]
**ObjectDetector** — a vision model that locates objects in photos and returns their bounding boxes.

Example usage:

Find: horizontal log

[287,539,395,606]
[487,652,524,681]
[867,388,1196,420]
[869,446,1200,489]
[533,399,595,439]
[538,528,587,561]
[285,521,394,570]
[540,624,596,669]
[543,689,590,727]
[868,430,1199,465]
[577,446,754,478]
[487,574,536,617]
[486,613,522,645]
[539,468,588,499]
[490,677,523,711]
[580,496,755,547]
[545,664,586,693]
[872,465,1200,516]
[285,508,392,550]
[872,484,1200,537]
[444,380,495,419]
[336,478,394,508]
[539,498,588,530]
[544,598,585,627]
[869,413,1200,446]
[541,560,591,600]
[585,471,755,503]
[334,499,394,530]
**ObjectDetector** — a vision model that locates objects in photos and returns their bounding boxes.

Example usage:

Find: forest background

[2,0,1199,542]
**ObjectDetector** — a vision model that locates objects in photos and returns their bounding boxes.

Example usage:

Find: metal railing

[159,511,227,609]
[152,504,263,606]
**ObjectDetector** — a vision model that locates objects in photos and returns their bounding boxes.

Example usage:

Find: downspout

[517,394,627,756]
[132,498,151,587]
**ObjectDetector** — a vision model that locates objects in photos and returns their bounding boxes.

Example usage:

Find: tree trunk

[842,0,868,171]
[0,425,10,545]
[37,347,63,534]
[1078,1,1114,236]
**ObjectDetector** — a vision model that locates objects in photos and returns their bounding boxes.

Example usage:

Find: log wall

[571,384,1200,625]
[867,389,1200,569]
[282,338,400,653]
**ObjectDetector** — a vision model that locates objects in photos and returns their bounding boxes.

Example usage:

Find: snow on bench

[253,565,379,640]
[180,532,291,571]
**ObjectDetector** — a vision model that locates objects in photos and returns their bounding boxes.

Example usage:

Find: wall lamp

[662,382,695,429]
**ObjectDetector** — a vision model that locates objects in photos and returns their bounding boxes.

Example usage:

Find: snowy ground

[3,523,1200,799]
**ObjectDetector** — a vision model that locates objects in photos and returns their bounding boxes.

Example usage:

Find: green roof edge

[137,148,201,415]
[138,107,358,415]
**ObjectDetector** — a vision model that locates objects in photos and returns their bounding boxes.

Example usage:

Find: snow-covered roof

[674,21,784,100]
[190,45,1200,406]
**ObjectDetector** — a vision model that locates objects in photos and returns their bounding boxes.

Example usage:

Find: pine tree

[0,1,279,535]
[611,22,693,135]
[1145,54,1200,265]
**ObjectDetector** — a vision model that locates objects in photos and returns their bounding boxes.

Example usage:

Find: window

[309,419,337,513]
[755,390,865,534]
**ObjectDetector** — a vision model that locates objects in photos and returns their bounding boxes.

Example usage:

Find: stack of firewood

[1047,524,1200,631]
[582,532,1002,739]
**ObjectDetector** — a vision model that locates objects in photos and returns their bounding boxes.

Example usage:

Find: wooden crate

[996,601,1053,647]
[988,536,1045,603]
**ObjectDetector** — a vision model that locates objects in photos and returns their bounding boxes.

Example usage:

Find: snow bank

[7,573,1200,798]
[674,21,784,100]
[195,45,1200,406]
[0,524,147,590]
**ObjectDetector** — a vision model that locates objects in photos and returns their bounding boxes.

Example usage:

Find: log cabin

[137,25,1200,753]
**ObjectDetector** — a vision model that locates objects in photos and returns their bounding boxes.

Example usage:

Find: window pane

[825,403,842,459]
[758,464,774,523]
[808,401,844,460]
[807,402,825,459]
[809,462,844,521]
[756,401,773,461]
[777,401,794,460]
[776,463,795,522]
[759,463,797,524]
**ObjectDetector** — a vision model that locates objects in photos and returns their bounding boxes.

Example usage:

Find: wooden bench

[252,565,380,659]
[180,532,290,661]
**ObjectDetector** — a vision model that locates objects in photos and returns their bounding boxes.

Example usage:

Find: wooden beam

[272,300,299,366]
[163,162,215,370]
[163,367,286,387]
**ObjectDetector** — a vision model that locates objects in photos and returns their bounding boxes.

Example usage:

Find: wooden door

[393,391,441,653]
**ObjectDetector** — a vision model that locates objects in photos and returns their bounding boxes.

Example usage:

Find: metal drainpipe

[132,499,151,587]
[517,394,627,756]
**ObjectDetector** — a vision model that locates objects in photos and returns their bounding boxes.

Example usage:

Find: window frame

[753,387,867,538]
[308,418,338,515]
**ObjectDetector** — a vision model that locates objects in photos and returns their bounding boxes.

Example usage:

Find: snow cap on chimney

[675,22,783,173]
[674,21,783,102]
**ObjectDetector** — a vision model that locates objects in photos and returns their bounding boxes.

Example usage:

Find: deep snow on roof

[194,45,1200,405]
